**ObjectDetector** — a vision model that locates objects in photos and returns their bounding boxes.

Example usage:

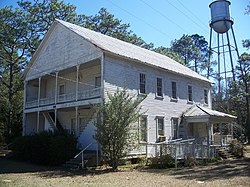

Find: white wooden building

[23,20,236,153]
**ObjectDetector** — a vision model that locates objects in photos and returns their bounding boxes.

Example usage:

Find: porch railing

[143,141,216,168]
[78,87,101,100]
[25,88,102,109]
[40,97,55,106]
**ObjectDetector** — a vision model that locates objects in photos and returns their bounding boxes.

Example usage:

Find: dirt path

[0,157,249,187]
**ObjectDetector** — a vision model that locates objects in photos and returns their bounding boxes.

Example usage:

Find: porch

[24,59,102,109]
[183,105,236,146]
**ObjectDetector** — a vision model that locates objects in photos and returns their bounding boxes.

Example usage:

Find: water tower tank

[209,0,233,33]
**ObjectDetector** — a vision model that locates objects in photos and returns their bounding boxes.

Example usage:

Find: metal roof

[183,105,236,123]
[56,19,212,83]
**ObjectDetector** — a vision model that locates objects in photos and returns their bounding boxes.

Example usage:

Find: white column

[75,106,78,135]
[37,111,40,133]
[76,65,79,101]
[207,122,211,158]
[55,71,58,104]
[219,123,222,146]
[38,77,41,107]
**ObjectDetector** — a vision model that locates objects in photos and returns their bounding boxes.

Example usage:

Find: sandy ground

[0,156,249,187]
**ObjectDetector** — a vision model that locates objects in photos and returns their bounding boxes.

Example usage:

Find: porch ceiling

[183,105,236,124]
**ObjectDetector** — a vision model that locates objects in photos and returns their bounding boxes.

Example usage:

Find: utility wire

[176,0,209,33]
[139,0,189,33]
[106,0,173,40]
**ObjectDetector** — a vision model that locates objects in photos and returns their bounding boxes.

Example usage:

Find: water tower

[208,0,240,94]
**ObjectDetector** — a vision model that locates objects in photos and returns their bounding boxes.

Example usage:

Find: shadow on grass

[142,157,250,181]
[0,157,114,178]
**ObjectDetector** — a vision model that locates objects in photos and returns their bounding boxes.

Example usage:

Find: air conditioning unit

[158,136,166,142]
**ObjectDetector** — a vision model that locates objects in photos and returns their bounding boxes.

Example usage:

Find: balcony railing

[26,100,38,108]
[25,87,102,109]
[78,87,101,100]
[58,93,75,103]
[40,97,55,106]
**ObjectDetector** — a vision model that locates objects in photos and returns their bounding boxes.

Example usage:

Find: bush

[149,154,175,169]
[229,139,244,157]
[12,130,77,165]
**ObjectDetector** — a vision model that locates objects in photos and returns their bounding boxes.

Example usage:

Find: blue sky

[1,0,249,54]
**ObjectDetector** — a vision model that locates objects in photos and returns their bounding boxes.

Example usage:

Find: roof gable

[25,21,102,80]
[56,19,212,83]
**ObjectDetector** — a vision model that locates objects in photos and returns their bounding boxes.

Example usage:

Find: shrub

[229,139,244,157]
[12,130,77,165]
[149,154,175,169]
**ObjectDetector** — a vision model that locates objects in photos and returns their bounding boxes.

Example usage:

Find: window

[70,118,76,135]
[171,81,177,99]
[139,73,146,94]
[188,85,193,102]
[59,84,65,95]
[140,116,147,142]
[156,78,163,97]
[157,117,164,136]
[95,76,101,88]
[204,89,208,104]
[171,118,178,139]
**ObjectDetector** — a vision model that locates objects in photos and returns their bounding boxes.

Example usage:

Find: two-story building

[23,19,235,153]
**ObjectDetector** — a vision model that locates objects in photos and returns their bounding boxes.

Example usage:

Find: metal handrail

[1,142,13,150]
[74,142,95,169]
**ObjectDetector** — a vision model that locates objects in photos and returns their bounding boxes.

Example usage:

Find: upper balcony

[25,59,102,109]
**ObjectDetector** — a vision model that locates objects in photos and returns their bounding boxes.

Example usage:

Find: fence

[139,139,217,168]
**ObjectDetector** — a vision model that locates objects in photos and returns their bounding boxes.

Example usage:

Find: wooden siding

[103,54,212,143]
[26,24,102,81]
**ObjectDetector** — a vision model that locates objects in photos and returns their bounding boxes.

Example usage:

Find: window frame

[156,117,164,137]
[171,118,179,139]
[171,81,177,100]
[204,89,208,105]
[58,84,65,96]
[95,76,101,88]
[156,77,163,97]
[187,85,193,102]
[139,73,146,94]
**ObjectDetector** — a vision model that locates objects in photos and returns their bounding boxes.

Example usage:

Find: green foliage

[12,130,77,165]
[153,47,184,64]
[169,34,212,77]
[95,88,143,170]
[78,8,154,50]
[148,154,175,169]
[229,139,244,158]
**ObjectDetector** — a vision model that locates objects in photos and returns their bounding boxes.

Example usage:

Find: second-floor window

[140,73,146,94]
[188,85,193,102]
[95,76,101,88]
[156,78,163,97]
[172,81,177,99]
[59,84,65,95]
[204,89,208,104]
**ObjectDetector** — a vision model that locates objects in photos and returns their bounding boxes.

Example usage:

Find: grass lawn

[0,157,250,187]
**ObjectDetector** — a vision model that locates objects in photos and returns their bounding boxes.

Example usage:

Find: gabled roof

[183,105,236,123]
[56,19,212,83]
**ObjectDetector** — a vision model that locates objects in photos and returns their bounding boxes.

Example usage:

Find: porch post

[54,109,57,129]
[38,77,41,107]
[76,65,79,101]
[55,71,58,104]
[207,122,211,158]
[75,106,78,136]
[219,123,222,146]
[37,111,40,133]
